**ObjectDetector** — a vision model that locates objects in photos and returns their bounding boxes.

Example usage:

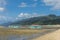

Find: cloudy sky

[0,0,60,23]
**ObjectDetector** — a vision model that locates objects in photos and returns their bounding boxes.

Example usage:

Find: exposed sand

[32,29,60,40]
[0,28,45,36]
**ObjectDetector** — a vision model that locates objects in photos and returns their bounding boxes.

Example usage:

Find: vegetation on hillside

[9,14,60,25]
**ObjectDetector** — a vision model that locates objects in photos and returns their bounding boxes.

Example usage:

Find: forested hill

[9,14,60,25]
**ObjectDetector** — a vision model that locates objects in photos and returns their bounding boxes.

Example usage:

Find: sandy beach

[0,28,57,40]
[32,29,60,40]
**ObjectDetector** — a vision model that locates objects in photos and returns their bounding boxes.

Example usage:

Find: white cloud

[0,0,7,12]
[16,13,31,20]
[0,15,15,24]
[18,2,27,7]
[18,2,37,7]
[0,15,7,21]
[16,13,45,20]
[43,0,60,10]
[0,15,14,22]
[18,13,31,18]
[0,7,5,11]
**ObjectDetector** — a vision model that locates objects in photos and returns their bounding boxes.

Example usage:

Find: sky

[0,0,60,23]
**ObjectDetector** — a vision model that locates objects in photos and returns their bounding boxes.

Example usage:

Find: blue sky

[0,0,60,23]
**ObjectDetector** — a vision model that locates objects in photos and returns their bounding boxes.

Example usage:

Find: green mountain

[10,14,60,25]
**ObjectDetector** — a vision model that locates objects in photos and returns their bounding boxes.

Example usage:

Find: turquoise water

[9,25,42,29]
[29,26,42,29]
